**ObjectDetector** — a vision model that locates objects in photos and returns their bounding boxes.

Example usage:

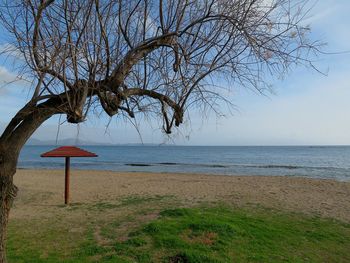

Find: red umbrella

[41,146,98,205]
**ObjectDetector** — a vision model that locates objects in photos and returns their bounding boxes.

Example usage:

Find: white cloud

[301,4,339,25]
[187,67,350,145]
[0,68,22,102]
[0,43,24,60]
[0,66,18,84]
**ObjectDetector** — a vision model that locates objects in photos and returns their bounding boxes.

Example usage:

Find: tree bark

[0,146,17,263]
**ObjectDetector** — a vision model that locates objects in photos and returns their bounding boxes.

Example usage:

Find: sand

[11,169,350,222]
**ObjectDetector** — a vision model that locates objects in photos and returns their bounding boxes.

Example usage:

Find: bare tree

[0,0,320,261]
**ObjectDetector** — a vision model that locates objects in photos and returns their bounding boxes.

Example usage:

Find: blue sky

[1,0,350,146]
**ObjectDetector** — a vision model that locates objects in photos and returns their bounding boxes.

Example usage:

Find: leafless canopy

[0,0,319,134]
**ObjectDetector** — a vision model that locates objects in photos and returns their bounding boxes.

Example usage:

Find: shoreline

[16,167,350,183]
[12,169,350,222]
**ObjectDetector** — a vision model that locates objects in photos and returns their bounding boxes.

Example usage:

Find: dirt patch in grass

[181,229,218,246]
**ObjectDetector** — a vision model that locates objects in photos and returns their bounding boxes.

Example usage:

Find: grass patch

[7,206,350,262]
[81,195,175,211]
[7,219,89,263]
[50,195,175,213]
[119,195,173,206]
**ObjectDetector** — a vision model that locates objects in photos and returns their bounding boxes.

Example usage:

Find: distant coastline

[26,138,164,146]
[25,138,350,147]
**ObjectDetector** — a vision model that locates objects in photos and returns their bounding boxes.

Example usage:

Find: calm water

[18,146,350,181]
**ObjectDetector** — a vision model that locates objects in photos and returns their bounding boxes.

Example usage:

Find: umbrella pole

[65,157,70,205]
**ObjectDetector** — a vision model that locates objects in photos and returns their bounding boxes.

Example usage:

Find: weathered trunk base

[0,170,18,263]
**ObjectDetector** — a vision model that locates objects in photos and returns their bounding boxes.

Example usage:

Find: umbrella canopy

[41,146,97,158]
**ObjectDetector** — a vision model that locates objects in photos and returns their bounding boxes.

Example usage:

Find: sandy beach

[10,169,350,222]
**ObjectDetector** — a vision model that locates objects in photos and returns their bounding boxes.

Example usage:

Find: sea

[18,146,350,182]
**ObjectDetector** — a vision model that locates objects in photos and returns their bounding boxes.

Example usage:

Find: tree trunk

[0,179,17,263]
[0,149,17,263]
[0,99,63,262]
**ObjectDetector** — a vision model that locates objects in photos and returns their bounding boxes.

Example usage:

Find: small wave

[254,165,298,169]
[158,162,179,165]
[203,164,228,168]
[125,163,153,167]
[157,162,228,168]
[241,164,349,171]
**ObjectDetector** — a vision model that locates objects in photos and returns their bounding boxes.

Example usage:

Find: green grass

[7,205,350,262]
[55,195,174,212]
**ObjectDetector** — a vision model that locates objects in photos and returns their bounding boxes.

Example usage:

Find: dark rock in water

[125,163,152,167]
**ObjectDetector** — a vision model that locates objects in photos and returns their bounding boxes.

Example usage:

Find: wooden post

[65,157,70,205]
